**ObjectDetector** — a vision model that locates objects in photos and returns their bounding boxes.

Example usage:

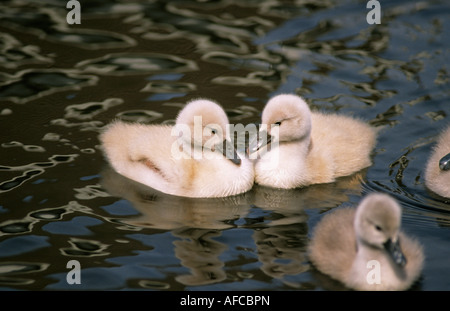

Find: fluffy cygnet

[308,193,424,291]
[249,94,377,189]
[424,125,450,198]
[99,99,254,198]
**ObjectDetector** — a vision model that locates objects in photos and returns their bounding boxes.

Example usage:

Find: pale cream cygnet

[308,193,424,291]
[424,125,450,198]
[249,94,377,189]
[99,99,254,198]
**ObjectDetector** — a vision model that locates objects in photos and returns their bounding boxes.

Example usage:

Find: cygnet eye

[274,121,282,126]
[375,225,383,232]
[210,128,217,135]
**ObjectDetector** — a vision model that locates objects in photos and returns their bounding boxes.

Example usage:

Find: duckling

[308,193,424,291]
[248,94,377,189]
[424,125,450,198]
[99,99,254,198]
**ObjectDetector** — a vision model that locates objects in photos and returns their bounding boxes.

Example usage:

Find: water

[0,0,449,291]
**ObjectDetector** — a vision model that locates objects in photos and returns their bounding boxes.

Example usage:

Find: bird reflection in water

[250,173,365,288]
[100,166,250,286]
[101,165,367,287]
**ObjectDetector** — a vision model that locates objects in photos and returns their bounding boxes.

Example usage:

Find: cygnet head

[354,193,407,267]
[261,94,312,142]
[248,94,312,154]
[175,98,240,165]
[425,126,450,198]
[176,99,229,145]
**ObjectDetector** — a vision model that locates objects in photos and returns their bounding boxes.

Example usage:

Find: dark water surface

[0,0,449,291]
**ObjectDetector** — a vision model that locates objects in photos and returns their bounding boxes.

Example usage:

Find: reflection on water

[76,53,199,75]
[0,0,450,290]
[100,165,365,288]
[101,166,252,231]
[173,229,228,286]
[0,70,98,104]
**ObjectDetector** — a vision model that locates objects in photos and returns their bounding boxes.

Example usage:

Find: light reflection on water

[0,0,449,290]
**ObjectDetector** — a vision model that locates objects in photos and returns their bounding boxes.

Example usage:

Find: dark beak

[216,139,241,166]
[439,153,450,171]
[247,129,273,155]
[384,238,407,267]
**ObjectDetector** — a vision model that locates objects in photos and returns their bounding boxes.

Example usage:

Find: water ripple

[0,262,49,286]
[64,98,124,121]
[0,33,53,69]
[0,201,92,236]
[60,237,110,257]
[76,53,198,76]
[0,4,136,49]
[0,69,98,104]
[0,154,78,193]
[116,110,163,123]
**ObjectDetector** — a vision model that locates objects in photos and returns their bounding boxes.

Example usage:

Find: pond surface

[0,0,449,291]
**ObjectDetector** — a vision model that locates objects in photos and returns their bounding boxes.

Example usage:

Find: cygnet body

[308,193,424,291]
[424,125,450,198]
[249,94,377,189]
[99,99,254,198]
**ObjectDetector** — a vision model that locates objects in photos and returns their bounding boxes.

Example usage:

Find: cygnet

[100,99,254,198]
[424,125,450,198]
[249,94,377,189]
[308,193,424,290]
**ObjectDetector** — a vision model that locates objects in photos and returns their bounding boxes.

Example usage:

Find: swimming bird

[424,125,450,198]
[99,99,254,198]
[308,193,424,291]
[248,94,377,189]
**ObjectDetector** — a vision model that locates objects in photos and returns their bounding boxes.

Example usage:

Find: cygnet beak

[439,153,450,171]
[384,238,407,267]
[247,129,273,155]
[215,139,241,166]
